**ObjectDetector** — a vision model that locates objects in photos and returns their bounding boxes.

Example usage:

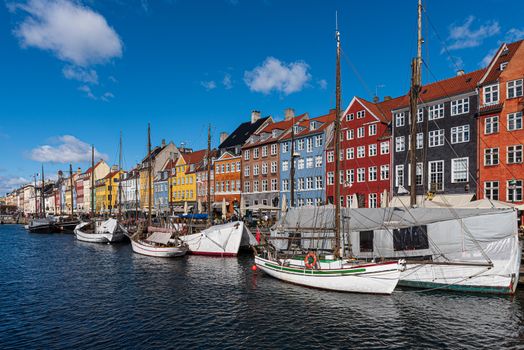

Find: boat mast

[147,123,152,229]
[41,164,45,217]
[207,124,212,226]
[135,170,139,221]
[290,115,295,208]
[91,145,95,219]
[409,0,423,207]
[118,130,123,221]
[33,173,38,218]
[333,13,342,259]
[69,163,74,217]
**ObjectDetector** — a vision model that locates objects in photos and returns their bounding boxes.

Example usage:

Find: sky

[1,0,523,194]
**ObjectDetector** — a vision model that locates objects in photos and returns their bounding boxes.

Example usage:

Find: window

[451,125,470,144]
[369,124,377,136]
[306,138,313,153]
[253,164,259,175]
[262,146,268,157]
[416,133,423,149]
[236,162,240,172]
[380,141,389,155]
[346,147,354,160]
[380,165,389,180]
[281,161,288,172]
[297,159,304,170]
[507,180,523,202]
[297,139,304,151]
[357,127,365,138]
[297,178,304,190]
[357,146,365,158]
[312,135,322,147]
[271,161,277,173]
[395,165,404,187]
[339,149,344,160]
[508,112,523,131]
[262,180,268,192]
[346,169,354,184]
[357,168,365,183]
[485,116,499,134]
[231,163,235,172]
[282,179,289,191]
[451,157,468,183]
[368,144,377,156]
[507,145,523,164]
[428,129,445,147]
[393,226,429,251]
[271,144,277,155]
[282,142,289,153]
[451,98,469,116]
[395,112,405,127]
[226,164,230,173]
[484,181,499,200]
[253,148,259,158]
[428,160,444,191]
[507,79,523,99]
[315,156,322,168]
[417,108,424,123]
[315,176,323,189]
[327,172,334,185]
[346,129,354,140]
[244,150,250,160]
[306,157,313,168]
[407,162,423,185]
[305,198,313,206]
[244,165,250,177]
[306,177,313,190]
[484,148,499,166]
[359,231,374,252]
[428,104,444,120]
[327,151,334,163]
[368,193,377,208]
[368,166,377,181]
[357,110,365,119]
[395,136,405,152]
[253,180,259,192]
[346,113,354,121]
[484,84,499,105]
[297,198,304,207]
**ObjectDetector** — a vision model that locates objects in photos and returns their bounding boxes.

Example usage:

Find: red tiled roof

[357,96,407,123]
[243,113,308,148]
[182,149,208,166]
[104,170,121,179]
[481,40,523,85]
[280,110,336,141]
[83,160,104,175]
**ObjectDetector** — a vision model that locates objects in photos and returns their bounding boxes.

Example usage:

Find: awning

[212,202,229,209]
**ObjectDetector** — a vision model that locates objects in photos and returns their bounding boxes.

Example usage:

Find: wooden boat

[130,229,188,258]
[74,218,126,243]
[28,217,58,233]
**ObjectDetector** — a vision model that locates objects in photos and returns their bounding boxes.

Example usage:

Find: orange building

[213,151,241,217]
[478,40,524,215]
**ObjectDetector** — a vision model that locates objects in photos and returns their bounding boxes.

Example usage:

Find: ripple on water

[0,225,523,349]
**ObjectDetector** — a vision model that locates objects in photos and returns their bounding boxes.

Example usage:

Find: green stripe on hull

[399,280,512,295]
[265,263,366,275]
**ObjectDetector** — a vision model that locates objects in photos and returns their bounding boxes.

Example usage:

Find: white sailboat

[74,218,126,243]
[254,18,405,294]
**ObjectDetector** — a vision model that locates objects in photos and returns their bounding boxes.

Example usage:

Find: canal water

[0,225,523,349]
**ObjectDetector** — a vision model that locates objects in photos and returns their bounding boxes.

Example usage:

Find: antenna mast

[333,11,342,259]
[409,0,423,207]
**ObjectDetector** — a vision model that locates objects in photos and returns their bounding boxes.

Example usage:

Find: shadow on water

[0,225,523,349]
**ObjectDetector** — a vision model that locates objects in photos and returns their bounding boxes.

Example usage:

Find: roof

[104,170,121,180]
[243,114,308,148]
[480,40,523,85]
[218,116,270,150]
[83,160,104,175]
[141,144,167,164]
[193,149,218,173]
[279,110,335,141]
[356,95,408,123]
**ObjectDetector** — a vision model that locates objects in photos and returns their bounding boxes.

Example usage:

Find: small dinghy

[74,218,126,243]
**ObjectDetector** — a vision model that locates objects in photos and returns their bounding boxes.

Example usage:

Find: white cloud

[201,80,217,91]
[100,92,114,102]
[222,73,233,89]
[29,135,108,163]
[244,57,311,95]
[0,176,30,194]
[317,79,327,90]
[11,0,123,66]
[480,47,498,67]
[62,65,98,84]
[445,16,500,51]
[78,85,96,99]
[506,28,524,42]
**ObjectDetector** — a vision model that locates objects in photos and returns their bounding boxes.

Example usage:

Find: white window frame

[369,124,377,136]
[451,157,469,183]
[485,116,499,134]
[315,156,322,168]
[507,79,523,99]
[346,129,354,140]
[395,136,405,152]
[368,144,377,157]
[428,103,444,120]
[380,164,389,180]
[507,145,523,164]
[451,98,470,116]
[484,148,499,166]
[428,129,445,147]
[484,83,499,105]
[395,165,404,187]
[357,168,365,183]
[357,127,365,138]
[357,146,365,158]
[508,112,523,131]
[395,112,405,127]
[484,181,499,200]
[368,166,377,181]
[451,125,470,144]
[380,141,389,155]
[428,160,444,191]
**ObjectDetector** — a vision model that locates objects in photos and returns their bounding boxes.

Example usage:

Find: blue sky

[1,0,523,194]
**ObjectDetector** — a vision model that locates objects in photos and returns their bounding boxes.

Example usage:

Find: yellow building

[95,170,124,214]
[172,150,206,210]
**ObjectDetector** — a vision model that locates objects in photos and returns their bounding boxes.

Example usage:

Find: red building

[478,40,524,212]
[326,96,405,208]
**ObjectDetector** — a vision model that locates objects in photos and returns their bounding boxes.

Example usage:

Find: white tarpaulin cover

[146,231,172,245]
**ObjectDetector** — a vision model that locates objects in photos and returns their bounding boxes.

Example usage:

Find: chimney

[456,69,465,76]
[111,165,118,172]
[384,96,392,101]
[77,167,81,174]
[284,108,295,121]
[161,139,166,147]
[373,96,379,103]
[219,132,229,144]
[251,110,261,124]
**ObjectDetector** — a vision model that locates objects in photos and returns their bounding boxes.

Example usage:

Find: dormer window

[272,130,277,138]
[357,110,365,119]
[346,113,354,121]
[483,83,499,105]
[500,62,508,71]
[293,125,299,134]
[310,121,317,130]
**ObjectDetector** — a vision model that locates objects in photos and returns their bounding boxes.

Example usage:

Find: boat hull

[255,256,401,294]
[74,219,126,244]
[131,240,188,258]
[28,225,58,234]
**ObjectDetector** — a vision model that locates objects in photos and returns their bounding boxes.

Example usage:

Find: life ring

[304,252,317,269]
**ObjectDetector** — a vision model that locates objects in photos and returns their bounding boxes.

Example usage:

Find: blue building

[279,111,335,207]
[154,158,175,214]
